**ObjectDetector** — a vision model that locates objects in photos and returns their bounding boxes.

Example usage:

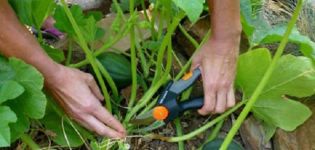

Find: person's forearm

[208,0,241,40]
[0,1,60,82]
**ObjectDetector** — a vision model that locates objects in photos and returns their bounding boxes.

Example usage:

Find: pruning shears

[130,68,204,129]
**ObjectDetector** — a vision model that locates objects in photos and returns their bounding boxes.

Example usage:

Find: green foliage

[0,56,46,147]
[40,100,87,147]
[41,43,65,63]
[172,0,205,23]
[0,106,17,147]
[240,0,315,60]
[54,5,105,43]
[9,0,55,29]
[236,48,314,137]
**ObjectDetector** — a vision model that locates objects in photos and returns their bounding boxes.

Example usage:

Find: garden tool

[130,68,204,127]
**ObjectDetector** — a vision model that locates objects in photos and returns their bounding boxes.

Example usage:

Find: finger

[215,89,227,114]
[198,82,216,115]
[86,74,104,100]
[227,87,236,108]
[93,105,126,136]
[83,115,125,139]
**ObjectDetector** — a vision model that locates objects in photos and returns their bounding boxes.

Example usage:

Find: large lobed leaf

[236,49,315,136]
[0,56,46,146]
[0,106,17,147]
[54,5,105,43]
[9,0,55,29]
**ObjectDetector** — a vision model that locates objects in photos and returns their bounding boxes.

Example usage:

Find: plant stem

[65,40,73,66]
[96,60,119,98]
[69,20,130,68]
[140,0,150,22]
[20,134,40,150]
[174,118,185,150]
[197,120,224,150]
[36,26,44,43]
[127,0,138,109]
[178,24,199,48]
[207,120,224,142]
[124,41,173,123]
[60,0,112,112]
[220,0,303,149]
[152,12,185,85]
[147,100,246,142]
[150,0,160,40]
[175,30,211,81]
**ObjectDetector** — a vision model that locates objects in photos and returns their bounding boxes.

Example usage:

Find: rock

[92,12,152,53]
[263,0,315,41]
[239,116,272,150]
[273,100,315,150]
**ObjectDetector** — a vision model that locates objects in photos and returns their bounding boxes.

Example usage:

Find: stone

[239,116,272,150]
[91,12,152,53]
[273,99,315,150]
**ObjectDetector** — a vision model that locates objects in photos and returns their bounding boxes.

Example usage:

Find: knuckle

[98,128,109,136]
[82,103,96,113]
[215,107,226,114]
[227,101,236,108]
[220,81,231,89]
[85,74,94,81]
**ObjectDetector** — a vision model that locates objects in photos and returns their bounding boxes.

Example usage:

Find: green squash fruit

[202,138,244,150]
[97,52,131,88]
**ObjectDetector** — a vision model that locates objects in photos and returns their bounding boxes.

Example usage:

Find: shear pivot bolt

[153,106,169,120]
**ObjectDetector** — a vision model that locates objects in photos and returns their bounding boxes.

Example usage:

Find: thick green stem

[127,0,138,109]
[69,20,130,68]
[175,30,211,81]
[175,118,185,150]
[124,41,173,123]
[60,0,112,112]
[178,24,199,48]
[96,60,119,98]
[207,120,224,142]
[152,12,185,85]
[147,101,246,142]
[220,0,303,149]
[65,40,73,66]
[20,134,40,150]
[150,0,160,40]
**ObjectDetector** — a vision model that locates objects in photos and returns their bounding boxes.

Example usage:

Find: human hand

[45,65,126,138]
[191,36,240,115]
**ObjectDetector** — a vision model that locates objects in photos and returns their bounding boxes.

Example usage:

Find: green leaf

[54,5,85,36]
[262,122,276,142]
[0,80,24,104]
[236,48,272,98]
[0,57,46,144]
[41,100,86,147]
[9,0,55,29]
[41,43,65,63]
[172,0,205,23]
[258,27,315,60]
[236,49,315,134]
[253,98,311,131]
[7,106,30,142]
[54,5,104,42]
[262,55,315,98]
[0,106,17,147]
[9,58,46,119]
